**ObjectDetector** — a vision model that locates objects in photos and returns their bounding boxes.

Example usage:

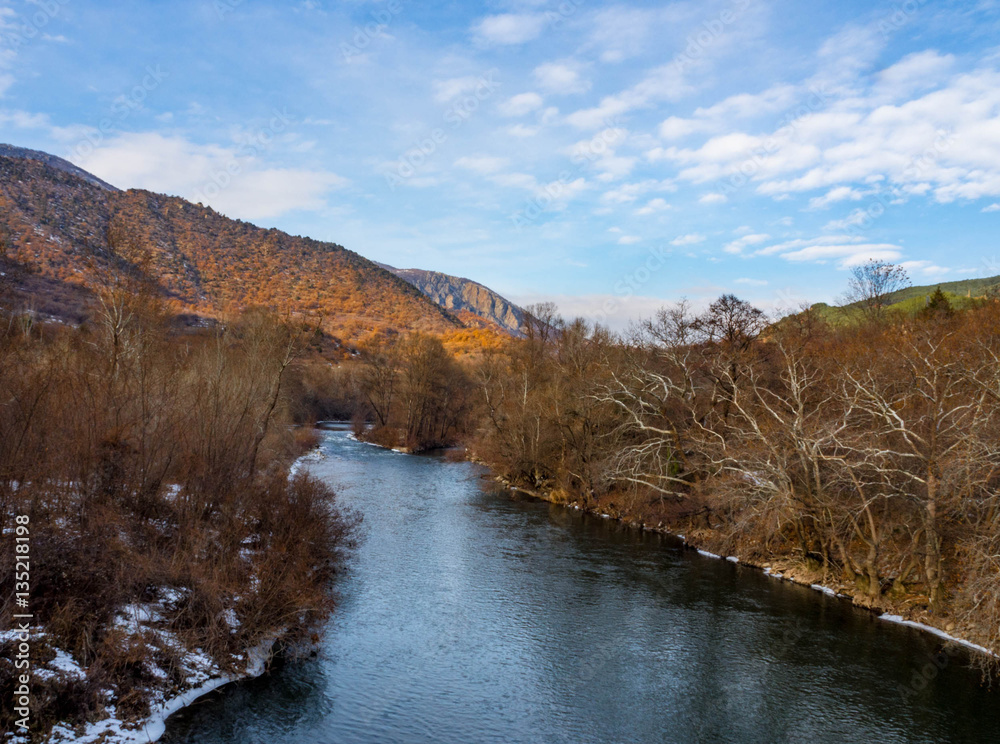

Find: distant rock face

[0,144,119,192]
[384,266,525,335]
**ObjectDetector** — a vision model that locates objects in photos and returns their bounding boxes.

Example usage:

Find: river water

[161,425,1000,744]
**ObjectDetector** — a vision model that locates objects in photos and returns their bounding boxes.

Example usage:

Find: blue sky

[2,0,1000,327]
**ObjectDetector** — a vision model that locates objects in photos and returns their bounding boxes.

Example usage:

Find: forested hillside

[0,151,460,341]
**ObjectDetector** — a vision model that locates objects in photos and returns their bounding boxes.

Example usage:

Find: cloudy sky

[2,0,999,327]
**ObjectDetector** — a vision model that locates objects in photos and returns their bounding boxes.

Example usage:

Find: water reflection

[163,426,999,744]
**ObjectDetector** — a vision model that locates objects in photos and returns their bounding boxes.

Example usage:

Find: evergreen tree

[921,286,953,319]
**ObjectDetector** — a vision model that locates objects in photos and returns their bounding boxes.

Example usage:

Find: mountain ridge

[0,148,462,341]
[0,143,119,191]
[0,143,527,342]
[378,263,525,335]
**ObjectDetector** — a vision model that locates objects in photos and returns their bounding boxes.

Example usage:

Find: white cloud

[473,14,547,45]
[901,260,951,277]
[510,292,675,331]
[498,92,544,117]
[812,24,885,94]
[0,108,92,143]
[72,132,347,221]
[491,172,537,190]
[724,233,770,254]
[617,235,641,245]
[735,277,768,286]
[600,179,675,204]
[454,155,509,174]
[772,241,904,268]
[873,50,955,101]
[658,116,711,140]
[693,84,799,120]
[0,11,20,97]
[659,51,1000,206]
[634,198,670,215]
[808,186,865,209]
[699,193,727,205]
[822,208,871,231]
[565,64,692,129]
[983,203,1000,212]
[586,6,664,63]
[671,233,705,246]
[533,62,589,95]
[433,76,489,103]
[505,123,539,138]
[528,177,590,211]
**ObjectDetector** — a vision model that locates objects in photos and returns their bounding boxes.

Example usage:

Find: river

[161,424,1000,744]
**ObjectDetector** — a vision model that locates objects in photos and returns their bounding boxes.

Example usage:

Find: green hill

[804,275,1000,324]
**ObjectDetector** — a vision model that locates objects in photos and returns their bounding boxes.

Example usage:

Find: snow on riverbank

[41,637,276,744]
[687,540,997,658]
[288,446,325,478]
[499,469,1000,665]
[879,615,996,658]
[10,449,326,744]
[345,431,411,454]
[1,600,274,744]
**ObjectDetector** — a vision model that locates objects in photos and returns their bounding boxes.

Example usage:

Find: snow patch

[879,615,997,657]
[44,636,279,743]
[46,649,86,679]
[345,432,406,454]
[811,584,838,597]
[114,603,164,631]
[220,608,240,630]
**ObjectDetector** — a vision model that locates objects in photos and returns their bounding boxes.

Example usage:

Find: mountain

[380,264,525,335]
[0,146,462,341]
[0,143,119,191]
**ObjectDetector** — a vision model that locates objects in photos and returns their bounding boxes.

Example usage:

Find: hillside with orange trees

[0,150,461,341]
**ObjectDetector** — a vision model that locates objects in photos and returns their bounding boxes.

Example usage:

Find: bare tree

[840,327,997,608]
[843,260,910,321]
[359,335,401,429]
[476,306,566,492]
[523,302,562,346]
[597,301,711,502]
[696,294,768,350]
[398,333,451,447]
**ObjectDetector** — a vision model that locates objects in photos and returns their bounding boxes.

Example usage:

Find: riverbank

[36,635,277,744]
[2,447,347,744]
[340,429,998,665]
[493,474,998,665]
[1,594,281,744]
